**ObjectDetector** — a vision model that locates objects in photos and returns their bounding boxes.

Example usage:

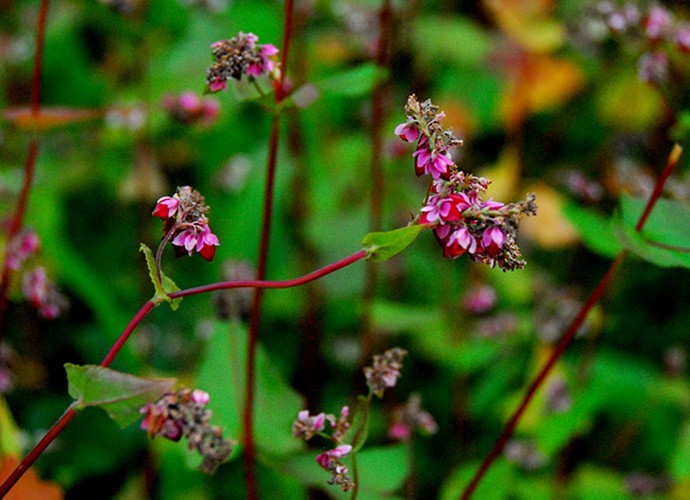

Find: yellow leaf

[479,145,522,202]
[2,107,100,131]
[520,183,579,248]
[0,456,64,500]
[484,0,564,53]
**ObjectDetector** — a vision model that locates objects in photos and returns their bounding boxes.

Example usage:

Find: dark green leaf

[65,363,176,427]
[362,225,426,262]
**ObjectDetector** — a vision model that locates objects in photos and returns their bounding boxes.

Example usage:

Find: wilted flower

[364,347,407,398]
[206,32,279,93]
[161,91,220,126]
[316,444,355,492]
[139,388,233,474]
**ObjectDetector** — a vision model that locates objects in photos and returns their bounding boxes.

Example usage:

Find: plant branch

[243,2,294,498]
[0,0,50,340]
[461,145,683,499]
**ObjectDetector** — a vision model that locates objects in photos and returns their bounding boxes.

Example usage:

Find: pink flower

[394,122,420,142]
[388,422,412,441]
[152,196,180,219]
[676,23,690,52]
[208,76,227,93]
[247,44,279,77]
[179,92,201,112]
[413,148,453,179]
[482,226,506,256]
[445,227,477,259]
[644,6,674,41]
[172,224,220,262]
[191,390,210,405]
[316,444,352,470]
[6,230,40,271]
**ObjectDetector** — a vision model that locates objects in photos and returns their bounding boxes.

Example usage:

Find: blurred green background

[2,0,690,498]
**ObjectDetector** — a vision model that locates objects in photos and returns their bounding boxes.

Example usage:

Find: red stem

[0,406,78,498]
[461,145,682,499]
[243,2,294,498]
[0,249,366,496]
[0,0,50,339]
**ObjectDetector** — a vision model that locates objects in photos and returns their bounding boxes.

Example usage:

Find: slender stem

[0,405,77,498]
[155,224,178,284]
[0,249,366,497]
[100,301,156,368]
[0,0,50,340]
[360,0,392,362]
[349,393,373,499]
[243,2,294,498]
[461,145,683,499]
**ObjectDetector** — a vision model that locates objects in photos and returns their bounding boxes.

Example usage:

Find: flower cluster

[139,388,233,474]
[152,186,219,262]
[388,393,438,442]
[292,406,354,491]
[22,267,68,320]
[161,91,220,126]
[364,347,407,398]
[396,95,537,271]
[206,32,279,93]
[582,2,690,84]
[5,229,39,271]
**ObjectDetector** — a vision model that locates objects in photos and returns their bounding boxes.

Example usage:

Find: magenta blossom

[394,122,420,142]
[482,226,506,257]
[152,196,180,219]
[172,224,220,261]
[316,444,352,470]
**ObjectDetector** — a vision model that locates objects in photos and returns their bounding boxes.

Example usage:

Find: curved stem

[461,145,682,499]
[155,224,178,284]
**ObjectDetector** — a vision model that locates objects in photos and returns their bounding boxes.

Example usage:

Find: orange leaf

[484,0,564,53]
[2,107,101,131]
[0,457,63,500]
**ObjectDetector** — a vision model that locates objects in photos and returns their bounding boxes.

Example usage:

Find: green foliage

[65,363,176,427]
[139,243,182,310]
[362,225,426,262]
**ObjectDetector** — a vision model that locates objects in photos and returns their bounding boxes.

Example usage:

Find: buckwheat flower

[316,445,354,492]
[152,196,180,219]
[139,388,233,474]
[394,122,420,142]
[247,43,279,77]
[445,227,477,259]
[463,285,497,315]
[5,229,40,271]
[330,406,351,443]
[676,22,690,52]
[292,410,327,441]
[364,347,407,398]
[482,226,506,257]
[413,148,453,179]
[206,32,280,93]
[152,186,220,262]
[21,267,68,320]
[388,393,438,442]
[638,50,669,84]
[644,5,674,41]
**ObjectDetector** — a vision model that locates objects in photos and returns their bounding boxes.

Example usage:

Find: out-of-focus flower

[364,347,407,398]
[463,285,497,315]
[292,410,327,441]
[161,91,220,126]
[21,267,68,320]
[206,32,280,93]
[5,229,39,271]
[388,394,438,442]
[316,444,355,492]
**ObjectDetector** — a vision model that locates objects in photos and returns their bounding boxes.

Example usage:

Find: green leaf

[440,459,514,500]
[349,395,370,453]
[196,320,304,457]
[671,418,690,479]
[561,203,622,258]
[617,195,690,269]
[139,243,182,310]
[362,225,426,262]
[65,363,176,428]
[413,16,494,67]
[316,63,387,98]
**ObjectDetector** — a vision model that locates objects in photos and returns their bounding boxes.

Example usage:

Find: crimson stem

[461,145,683,499]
